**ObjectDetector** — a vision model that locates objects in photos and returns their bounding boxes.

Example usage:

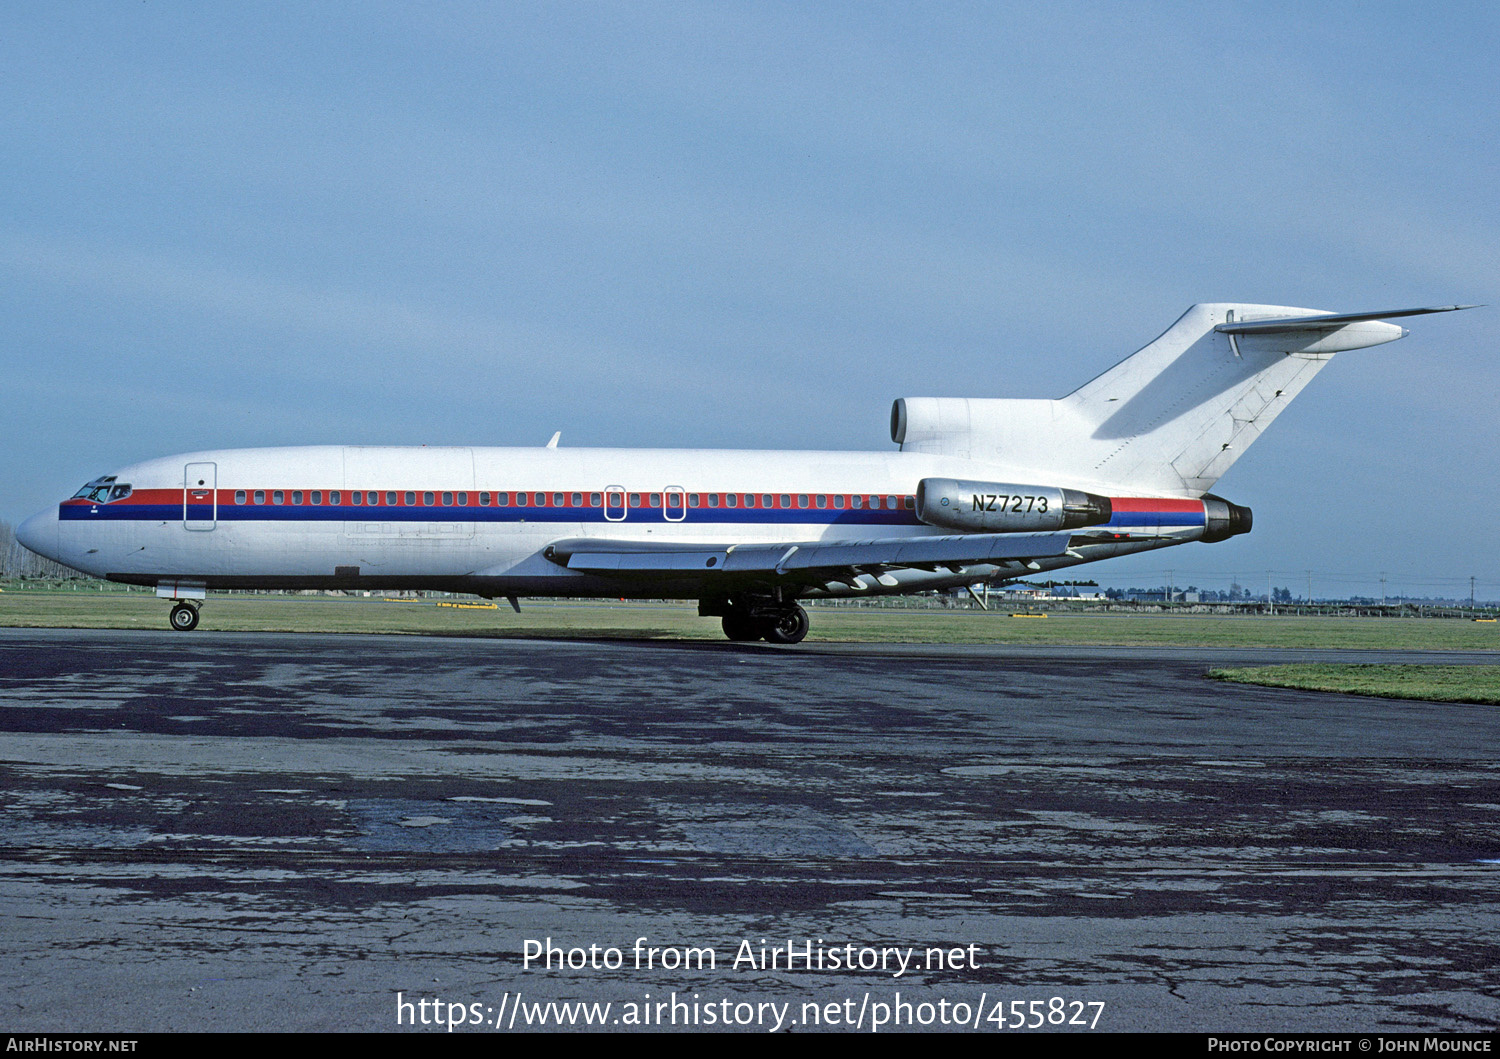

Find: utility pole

[1267,570,1273,616]
[1380,572,1387,608]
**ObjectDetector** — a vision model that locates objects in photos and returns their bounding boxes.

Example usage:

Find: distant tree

[0,521,78,578]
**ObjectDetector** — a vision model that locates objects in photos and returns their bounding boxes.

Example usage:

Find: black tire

[762,604,809,645]
[721,612,761,641]
[169,603,200,632]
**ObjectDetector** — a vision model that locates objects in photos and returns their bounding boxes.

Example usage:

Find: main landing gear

[717,600,810,645]
[169,601,201,631]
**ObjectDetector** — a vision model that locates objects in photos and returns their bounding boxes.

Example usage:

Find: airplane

[15,302,1473,643]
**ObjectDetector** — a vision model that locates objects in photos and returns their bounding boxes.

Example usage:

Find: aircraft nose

[15,508,60,563]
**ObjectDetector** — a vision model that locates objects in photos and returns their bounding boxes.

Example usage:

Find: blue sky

[3,2,1495,599]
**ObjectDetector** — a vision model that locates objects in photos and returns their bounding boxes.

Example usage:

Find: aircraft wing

[543,531,1074,579]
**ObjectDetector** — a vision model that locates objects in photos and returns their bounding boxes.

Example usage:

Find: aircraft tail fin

[891,303,1472,496]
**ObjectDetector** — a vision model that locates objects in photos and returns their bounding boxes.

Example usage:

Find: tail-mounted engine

[916,478,1112,533]
[1201,493,1253,542]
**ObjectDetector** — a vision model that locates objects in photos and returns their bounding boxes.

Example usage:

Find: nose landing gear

[156,581,207,631]
[169,602,201,631]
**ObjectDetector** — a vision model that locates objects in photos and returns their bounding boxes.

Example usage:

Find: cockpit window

[71,476,131,503]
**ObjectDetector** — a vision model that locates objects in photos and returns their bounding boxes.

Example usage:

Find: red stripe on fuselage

[77,488,921,510]
[1108,497,1204,513]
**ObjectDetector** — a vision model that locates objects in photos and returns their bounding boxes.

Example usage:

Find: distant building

[998,586,1103,601]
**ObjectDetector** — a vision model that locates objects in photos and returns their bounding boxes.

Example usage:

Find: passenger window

[292,491,303,505]
[797,495,808,509]
[834,495,845,509]
[572,493,582,507]
[688,494,700,508]
[553,493,564,506]
[649,493,661,507]
[458,492,468,506]
[329,491,340,505]
[904,496,915,509]
[725,494,737,508]
[590,492,601,506]
[628,493,640,508]
[885,496,896,510]
[273,491,284,505]
[234,490,246,505]
[780,495,790,508]
[816,495,827,508]
[424,492,435,506]
[707,494,719,508]
[254,490,265,504]
[497,493,509,507]
[385,492,396,506]
[762,494,773,508]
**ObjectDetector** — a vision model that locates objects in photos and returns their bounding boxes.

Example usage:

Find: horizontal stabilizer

[1215,304,1478,335]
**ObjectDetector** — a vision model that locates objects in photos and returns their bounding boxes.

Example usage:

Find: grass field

[1209,664,1500,705]
[2,584,1499,650]
[7,585,1498,701]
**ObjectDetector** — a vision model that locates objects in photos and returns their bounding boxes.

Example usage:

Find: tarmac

[1,627,1497,1033]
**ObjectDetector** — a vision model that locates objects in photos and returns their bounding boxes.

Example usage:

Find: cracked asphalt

[1,628,1497,1032]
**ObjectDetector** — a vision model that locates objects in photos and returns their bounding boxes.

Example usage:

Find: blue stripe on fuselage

[1105,511,1206,528]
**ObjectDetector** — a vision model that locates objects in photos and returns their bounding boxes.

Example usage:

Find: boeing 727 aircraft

[16,302,1472,642]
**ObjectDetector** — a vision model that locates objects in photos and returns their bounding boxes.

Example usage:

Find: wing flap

[565,548,730,573]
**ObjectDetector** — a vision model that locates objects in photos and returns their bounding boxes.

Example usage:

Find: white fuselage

[24,444,1204,599]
